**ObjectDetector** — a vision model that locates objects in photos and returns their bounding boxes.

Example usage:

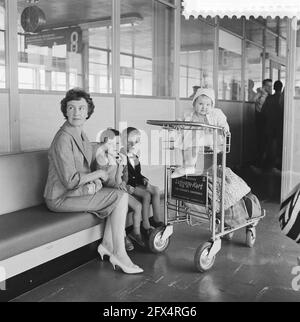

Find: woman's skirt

[46,187,125,219]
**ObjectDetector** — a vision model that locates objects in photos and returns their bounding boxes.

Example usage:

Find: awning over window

[182,0,300,19]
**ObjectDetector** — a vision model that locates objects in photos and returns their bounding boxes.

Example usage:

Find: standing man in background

[261,80,284,172]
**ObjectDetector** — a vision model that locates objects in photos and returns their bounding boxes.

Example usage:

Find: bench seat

[0,204,101,261]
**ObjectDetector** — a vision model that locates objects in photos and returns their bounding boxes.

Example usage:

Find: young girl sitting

[94,128,145,249]
[171,88,230,179]
[121,127,164,239]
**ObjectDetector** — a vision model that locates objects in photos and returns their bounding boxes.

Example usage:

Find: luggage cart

[146,120,265,272]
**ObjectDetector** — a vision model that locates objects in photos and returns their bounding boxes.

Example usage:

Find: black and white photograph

[0,0,300,305]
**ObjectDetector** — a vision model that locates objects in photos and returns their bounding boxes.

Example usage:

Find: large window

[245,42,263,102]
[16,0,114,91]
[17,4,84,90]
[265,31,277,57]
[120,0,175,96]
[219,16,243,37]
[245,19,263,46]
[0,0,5,88]
[180,18,214,98]
[218,30,242,101]
[89,25,112,94]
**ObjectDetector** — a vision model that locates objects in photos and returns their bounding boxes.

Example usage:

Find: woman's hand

[116,181,128,192]
[97,169,108,181]
[126,185,135,194]
[94,179,103,192]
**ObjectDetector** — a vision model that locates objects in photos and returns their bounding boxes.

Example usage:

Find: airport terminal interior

[0,0,300,302]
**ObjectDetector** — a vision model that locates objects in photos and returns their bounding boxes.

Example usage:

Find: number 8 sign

[67,28,82,53]
[70,31,79,53]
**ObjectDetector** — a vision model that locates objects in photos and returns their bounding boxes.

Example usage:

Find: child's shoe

[128,232,146,248]
[141,226,155,241]
[149,217,164,228]
[125,235,134,251]
[171,166,195,178]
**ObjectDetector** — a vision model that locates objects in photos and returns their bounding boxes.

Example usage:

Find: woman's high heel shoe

[98,243,111,260]
[109,255,143,274]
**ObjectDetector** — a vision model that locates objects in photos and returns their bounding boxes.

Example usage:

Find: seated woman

[43,88,143,274]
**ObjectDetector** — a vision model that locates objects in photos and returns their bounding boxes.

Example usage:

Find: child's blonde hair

[99,128,120,143]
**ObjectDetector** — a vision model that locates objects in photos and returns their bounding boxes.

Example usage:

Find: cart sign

[171,175,207,205]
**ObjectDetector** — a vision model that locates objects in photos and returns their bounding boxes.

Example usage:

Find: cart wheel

[194,242,216,272]
[245,227,256,248]
[148,227,170,253]
[222,231,234,241]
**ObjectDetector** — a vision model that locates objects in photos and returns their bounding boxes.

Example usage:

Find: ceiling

[16,0,287,59]
[17,0,154,29]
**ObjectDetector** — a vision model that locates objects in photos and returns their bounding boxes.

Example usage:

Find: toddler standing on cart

[171,88,230,179]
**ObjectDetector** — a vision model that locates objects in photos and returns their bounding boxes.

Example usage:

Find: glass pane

[266,17,279,34]
[265,58,270,79]
[279,17,288,38]
[245,42,263,102]
[279,38,287,57]
[121,0,174,96]
[245,19,263,46]
[180,18,214,98]
[17,0,112,91]
[219,16,243,37]
[180,66,188,97]
[280,65,286,89]
[0,0,5,88]
[88,24,112,94]
[121,54,132,68]
[218,30,242,101]
[265,31,278,57]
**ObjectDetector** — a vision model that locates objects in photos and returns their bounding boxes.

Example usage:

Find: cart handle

[147,120,227,133]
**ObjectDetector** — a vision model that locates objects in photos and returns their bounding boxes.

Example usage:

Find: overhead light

[21,5,46,33]
[79,13,143,30]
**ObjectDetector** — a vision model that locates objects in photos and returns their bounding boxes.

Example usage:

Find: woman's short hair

[60,88,95,119]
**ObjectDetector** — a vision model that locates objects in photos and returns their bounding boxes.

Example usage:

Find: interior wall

[0,92,10,154]
[20,93,115,150]
[0,96,175,215]
[218,101,243,167]
[120,97,176,190]
[0,151,48,216]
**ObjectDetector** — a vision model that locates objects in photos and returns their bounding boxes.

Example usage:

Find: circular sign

[21,6,46,33]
